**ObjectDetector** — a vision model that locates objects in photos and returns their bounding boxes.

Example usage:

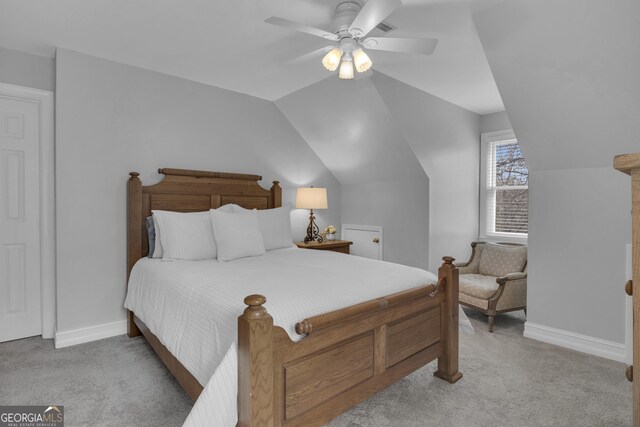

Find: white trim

[524,322,626,363]
[341,224,383,260]
[0,83,56,339]
[483,233,528,245]
[54,320,127,348]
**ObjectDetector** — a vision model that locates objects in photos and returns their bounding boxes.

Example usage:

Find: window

[480,130,528,242]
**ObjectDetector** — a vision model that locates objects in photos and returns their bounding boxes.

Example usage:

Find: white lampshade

[353,48,372,73]
[339,59,354,80]
[322,48,343,72]
[295,187,328,209]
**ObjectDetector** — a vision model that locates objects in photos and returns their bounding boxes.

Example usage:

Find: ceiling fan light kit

[266,0,439,80]
[322,47,343,72]
[339,55,354,80]
[353,48,372,73]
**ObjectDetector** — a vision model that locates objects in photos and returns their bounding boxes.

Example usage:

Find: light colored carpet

[0,309,631,426]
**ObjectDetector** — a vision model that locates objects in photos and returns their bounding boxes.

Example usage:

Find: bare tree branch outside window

[494,143,528,233]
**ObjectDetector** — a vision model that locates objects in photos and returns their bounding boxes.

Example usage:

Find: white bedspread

[124,247,472,426]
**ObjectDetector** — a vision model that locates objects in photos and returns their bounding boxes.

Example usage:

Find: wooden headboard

[127,168,282,278]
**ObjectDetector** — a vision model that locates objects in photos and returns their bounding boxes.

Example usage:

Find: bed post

[238,295,275,427]
[434,256,462,383]
[127,172,142,338]
[270,180,282,208]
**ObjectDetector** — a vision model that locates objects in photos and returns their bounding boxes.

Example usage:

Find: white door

[342,225,383,260]
[0,95,42,342]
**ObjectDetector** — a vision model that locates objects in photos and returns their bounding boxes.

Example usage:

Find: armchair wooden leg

[488,315,495,333]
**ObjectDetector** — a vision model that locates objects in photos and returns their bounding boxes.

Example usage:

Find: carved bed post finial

[243,294,269,319]
[238,295,274,427]
[129,171,140,180]
[434,256,463,384]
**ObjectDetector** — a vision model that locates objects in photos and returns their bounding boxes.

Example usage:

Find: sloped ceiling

[275,74,428,185]
[0,0,504,114]
[370,72,480,268]
[473,0,640,171]
[276,71,480,269]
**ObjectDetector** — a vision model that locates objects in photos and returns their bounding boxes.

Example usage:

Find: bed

[126,168,462,426]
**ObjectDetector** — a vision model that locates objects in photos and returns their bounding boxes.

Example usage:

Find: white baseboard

[524,322,626,363]
[54,319,127,349]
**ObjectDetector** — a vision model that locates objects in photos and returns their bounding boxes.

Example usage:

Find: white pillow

[234,205,294,251]
[217,203,239,212]
[153,210,217,260]
[151,204,234,259]
[210,209,266,261]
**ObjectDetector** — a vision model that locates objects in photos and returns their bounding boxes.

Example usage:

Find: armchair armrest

[455,241,482,274]
[496,272,527,285]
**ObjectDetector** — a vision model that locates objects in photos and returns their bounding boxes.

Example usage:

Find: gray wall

[0,46,55,91]
[55,48,341,332]
[528,167,629,342]
[340,178,429,268]
[276,76,431,269]
[480,111,511,134]
[372,73,480,269]
[475,0,639,343]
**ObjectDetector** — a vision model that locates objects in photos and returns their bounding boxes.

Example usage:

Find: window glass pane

[495,143,528,187]
[495,188,528,233]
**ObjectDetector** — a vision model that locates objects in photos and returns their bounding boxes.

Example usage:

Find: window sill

[480,233,528,245]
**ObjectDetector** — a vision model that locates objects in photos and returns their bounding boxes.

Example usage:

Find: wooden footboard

[238,257,461,427]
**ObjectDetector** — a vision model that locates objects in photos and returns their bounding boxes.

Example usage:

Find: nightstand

[295,239,353,254]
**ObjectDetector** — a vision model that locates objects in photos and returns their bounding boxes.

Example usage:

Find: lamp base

[304,209,323,244]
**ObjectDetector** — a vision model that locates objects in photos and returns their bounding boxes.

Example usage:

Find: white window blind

[480,130,528,241]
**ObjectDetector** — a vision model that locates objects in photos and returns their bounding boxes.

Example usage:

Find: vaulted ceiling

[0,0,505,114]
[474,0,640,171]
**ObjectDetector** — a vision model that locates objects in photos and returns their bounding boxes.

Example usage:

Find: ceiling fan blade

[265,17,338,41]
[283,46,335,67]
[348,0,402,38]
[363,37,438,55]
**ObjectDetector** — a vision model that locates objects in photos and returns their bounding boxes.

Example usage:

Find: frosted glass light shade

[339,60,354,79]
[295,187,328,209]
[353,48,372,73]
[322,48,343,71]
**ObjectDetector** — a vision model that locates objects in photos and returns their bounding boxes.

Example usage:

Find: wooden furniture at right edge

[614,152,640,427]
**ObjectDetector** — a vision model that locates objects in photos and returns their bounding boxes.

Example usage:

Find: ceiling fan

[265,0,438,80]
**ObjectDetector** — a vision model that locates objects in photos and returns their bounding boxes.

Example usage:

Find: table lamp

[295,187,328,244]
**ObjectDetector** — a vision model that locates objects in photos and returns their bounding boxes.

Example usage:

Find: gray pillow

[146,215,155,258]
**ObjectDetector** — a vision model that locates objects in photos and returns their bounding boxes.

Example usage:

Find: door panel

[342,225,382,260]
[0,96,41,342]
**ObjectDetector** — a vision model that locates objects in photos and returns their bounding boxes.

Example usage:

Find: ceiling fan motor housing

[334,2,362,38]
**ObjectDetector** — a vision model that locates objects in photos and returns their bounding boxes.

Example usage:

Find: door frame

[0,82,55,339]
[341,224,384,260]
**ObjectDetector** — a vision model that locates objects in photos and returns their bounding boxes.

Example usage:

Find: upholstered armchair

[457,242,527,332]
